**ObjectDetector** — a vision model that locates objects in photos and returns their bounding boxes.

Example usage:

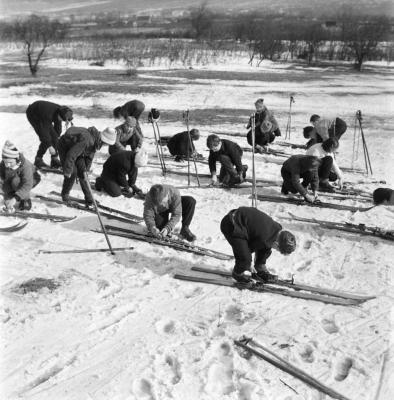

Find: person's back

[103,150,134,177]
[113,100,145,120]
[373,188,394,205]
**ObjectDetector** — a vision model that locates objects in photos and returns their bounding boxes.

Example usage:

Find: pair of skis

[0,210,75,223]
[36,193,142,224]
[255,194,374,213]
[94,224,233,260]
[284,214,394,242]
[174,266,375,306]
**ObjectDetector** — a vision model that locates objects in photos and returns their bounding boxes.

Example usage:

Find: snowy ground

[0,56,394,400]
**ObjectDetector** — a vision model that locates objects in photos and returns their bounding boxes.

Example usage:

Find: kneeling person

[281,155,320,203]
[167,129,200,161]
[143,184,196,242]
[0,141,41,211]
[221,207,296,283]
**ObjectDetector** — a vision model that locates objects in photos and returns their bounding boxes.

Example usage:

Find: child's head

[206,134,221,151]
[190,129,200,140]
[310,114,321,126]
[254,98,266,112]
[303,126,314,139]
[149,184,166,205]
[322,137,339,153]
[373,188,392,205]
[2,141,20,168]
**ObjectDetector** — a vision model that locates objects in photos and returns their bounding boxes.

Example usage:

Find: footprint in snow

[155,319,176,335]
[224,304,244,325]
[131,377,155,399]
[165,355,182,384]
[321,318,339,334]
[299,344,315,363]
[335,357,353,381]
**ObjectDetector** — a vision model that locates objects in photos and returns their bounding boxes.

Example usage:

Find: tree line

[0,8,392,76]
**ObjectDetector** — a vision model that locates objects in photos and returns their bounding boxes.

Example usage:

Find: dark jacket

[118,100,145,120]
[208,139,243,175]
[281,155,319,196]
[26,100,72,145]
[0,154,37,200]
[101,150,136,189]
[58,126,101,176]
[167,131,195,157]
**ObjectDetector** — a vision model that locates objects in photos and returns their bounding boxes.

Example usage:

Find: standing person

[207,134,248,187]
[373,188,394,205]
[95,149,148,198]
[0,141,41,211]
[26,100,73,169]
[281,155,321,203]
[309,114,347,143]
[58,126,116,207]
[306,137,344,191]
[143,184,196,242]
[109,116,144,155]
[246,98,281,152]
[167,129,201,161]
[113,100,145,120]
[221,207,296,283]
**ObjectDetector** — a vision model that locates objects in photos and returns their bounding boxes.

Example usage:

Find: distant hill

[0,0,393,18]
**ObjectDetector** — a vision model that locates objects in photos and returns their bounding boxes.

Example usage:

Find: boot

[232,270,253,284]
[242,165,248,179]
[95,177,103,191]
[319,180,335,193]
[19,199,32,211]
[34,157,49,169]
[85,198,94,210]
[50,156,62,169]
[253,265,278,282]
[179,225,196,242]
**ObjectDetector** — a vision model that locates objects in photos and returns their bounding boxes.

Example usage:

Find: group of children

[0,98,392,283]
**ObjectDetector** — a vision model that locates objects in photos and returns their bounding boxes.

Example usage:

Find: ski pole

[251,113,257,208]
[151,120,166,176]
[83,172,115,255]
[153,120,167,175]
[285,95,295,140]
[357,111,373,175]
[183,110,200,186]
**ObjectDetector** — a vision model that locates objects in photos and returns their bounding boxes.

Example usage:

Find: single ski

[255,194,374,212]
[191,266,375,301]
[40,246,134,254]
[285,214,394,242]
[174,273,361,306]
[38,166,63,175]
[234,338,351,400]
[242,147,289,157]
[0,221,28,232]
[50,191,143,222]
[0,210,75,222]
[36,195,138,225]
[97,225,233,260]
[274,141,307,149]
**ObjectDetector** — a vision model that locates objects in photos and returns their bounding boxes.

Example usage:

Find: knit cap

[2,140,19,159]
[278,230,296,255]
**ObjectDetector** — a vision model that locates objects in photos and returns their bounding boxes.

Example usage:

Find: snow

[1,56,394,400]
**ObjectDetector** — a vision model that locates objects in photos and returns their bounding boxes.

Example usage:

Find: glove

[121,188,133,198]
[160,227,171,238]
[304,193,316,203]
[4,197,16,212]
[149,227,162,238]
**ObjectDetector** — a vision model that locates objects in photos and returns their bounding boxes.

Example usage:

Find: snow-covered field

[1,57,394,400]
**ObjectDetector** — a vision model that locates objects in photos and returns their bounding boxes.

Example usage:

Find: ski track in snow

[0,57,393,400]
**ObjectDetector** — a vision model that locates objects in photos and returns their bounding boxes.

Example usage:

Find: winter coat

[229,207,282,254]
[26,100,71,146]
[281,155,319,196]
[208,139,243,175]
[247,108,279,133]
[101,150,136,189]
[314,118,347,142]
[58,126,101,177]
[143,185,182,232]
[0,154,37,200]
[167,131,195,157]
[306,143,343,179]
[118,100,145,120]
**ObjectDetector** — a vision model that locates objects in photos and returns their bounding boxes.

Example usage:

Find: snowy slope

[0,57,393,400]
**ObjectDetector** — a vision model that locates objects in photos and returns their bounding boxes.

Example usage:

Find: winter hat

[278,230,296,255]
[2,140,20,159]
[134,149,148,167]
[190,129,200,140]
[100,127,117,145]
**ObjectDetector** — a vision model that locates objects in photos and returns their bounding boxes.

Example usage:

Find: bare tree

[341,15,391,71]
[190,2,214,40]
[1,15,69,76]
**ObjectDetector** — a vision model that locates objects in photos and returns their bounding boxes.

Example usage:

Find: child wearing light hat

[0,141,41,212]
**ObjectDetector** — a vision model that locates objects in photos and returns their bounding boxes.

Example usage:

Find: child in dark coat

[26,100,73,169]
[167,129,200,161]
[221,207,296,283]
